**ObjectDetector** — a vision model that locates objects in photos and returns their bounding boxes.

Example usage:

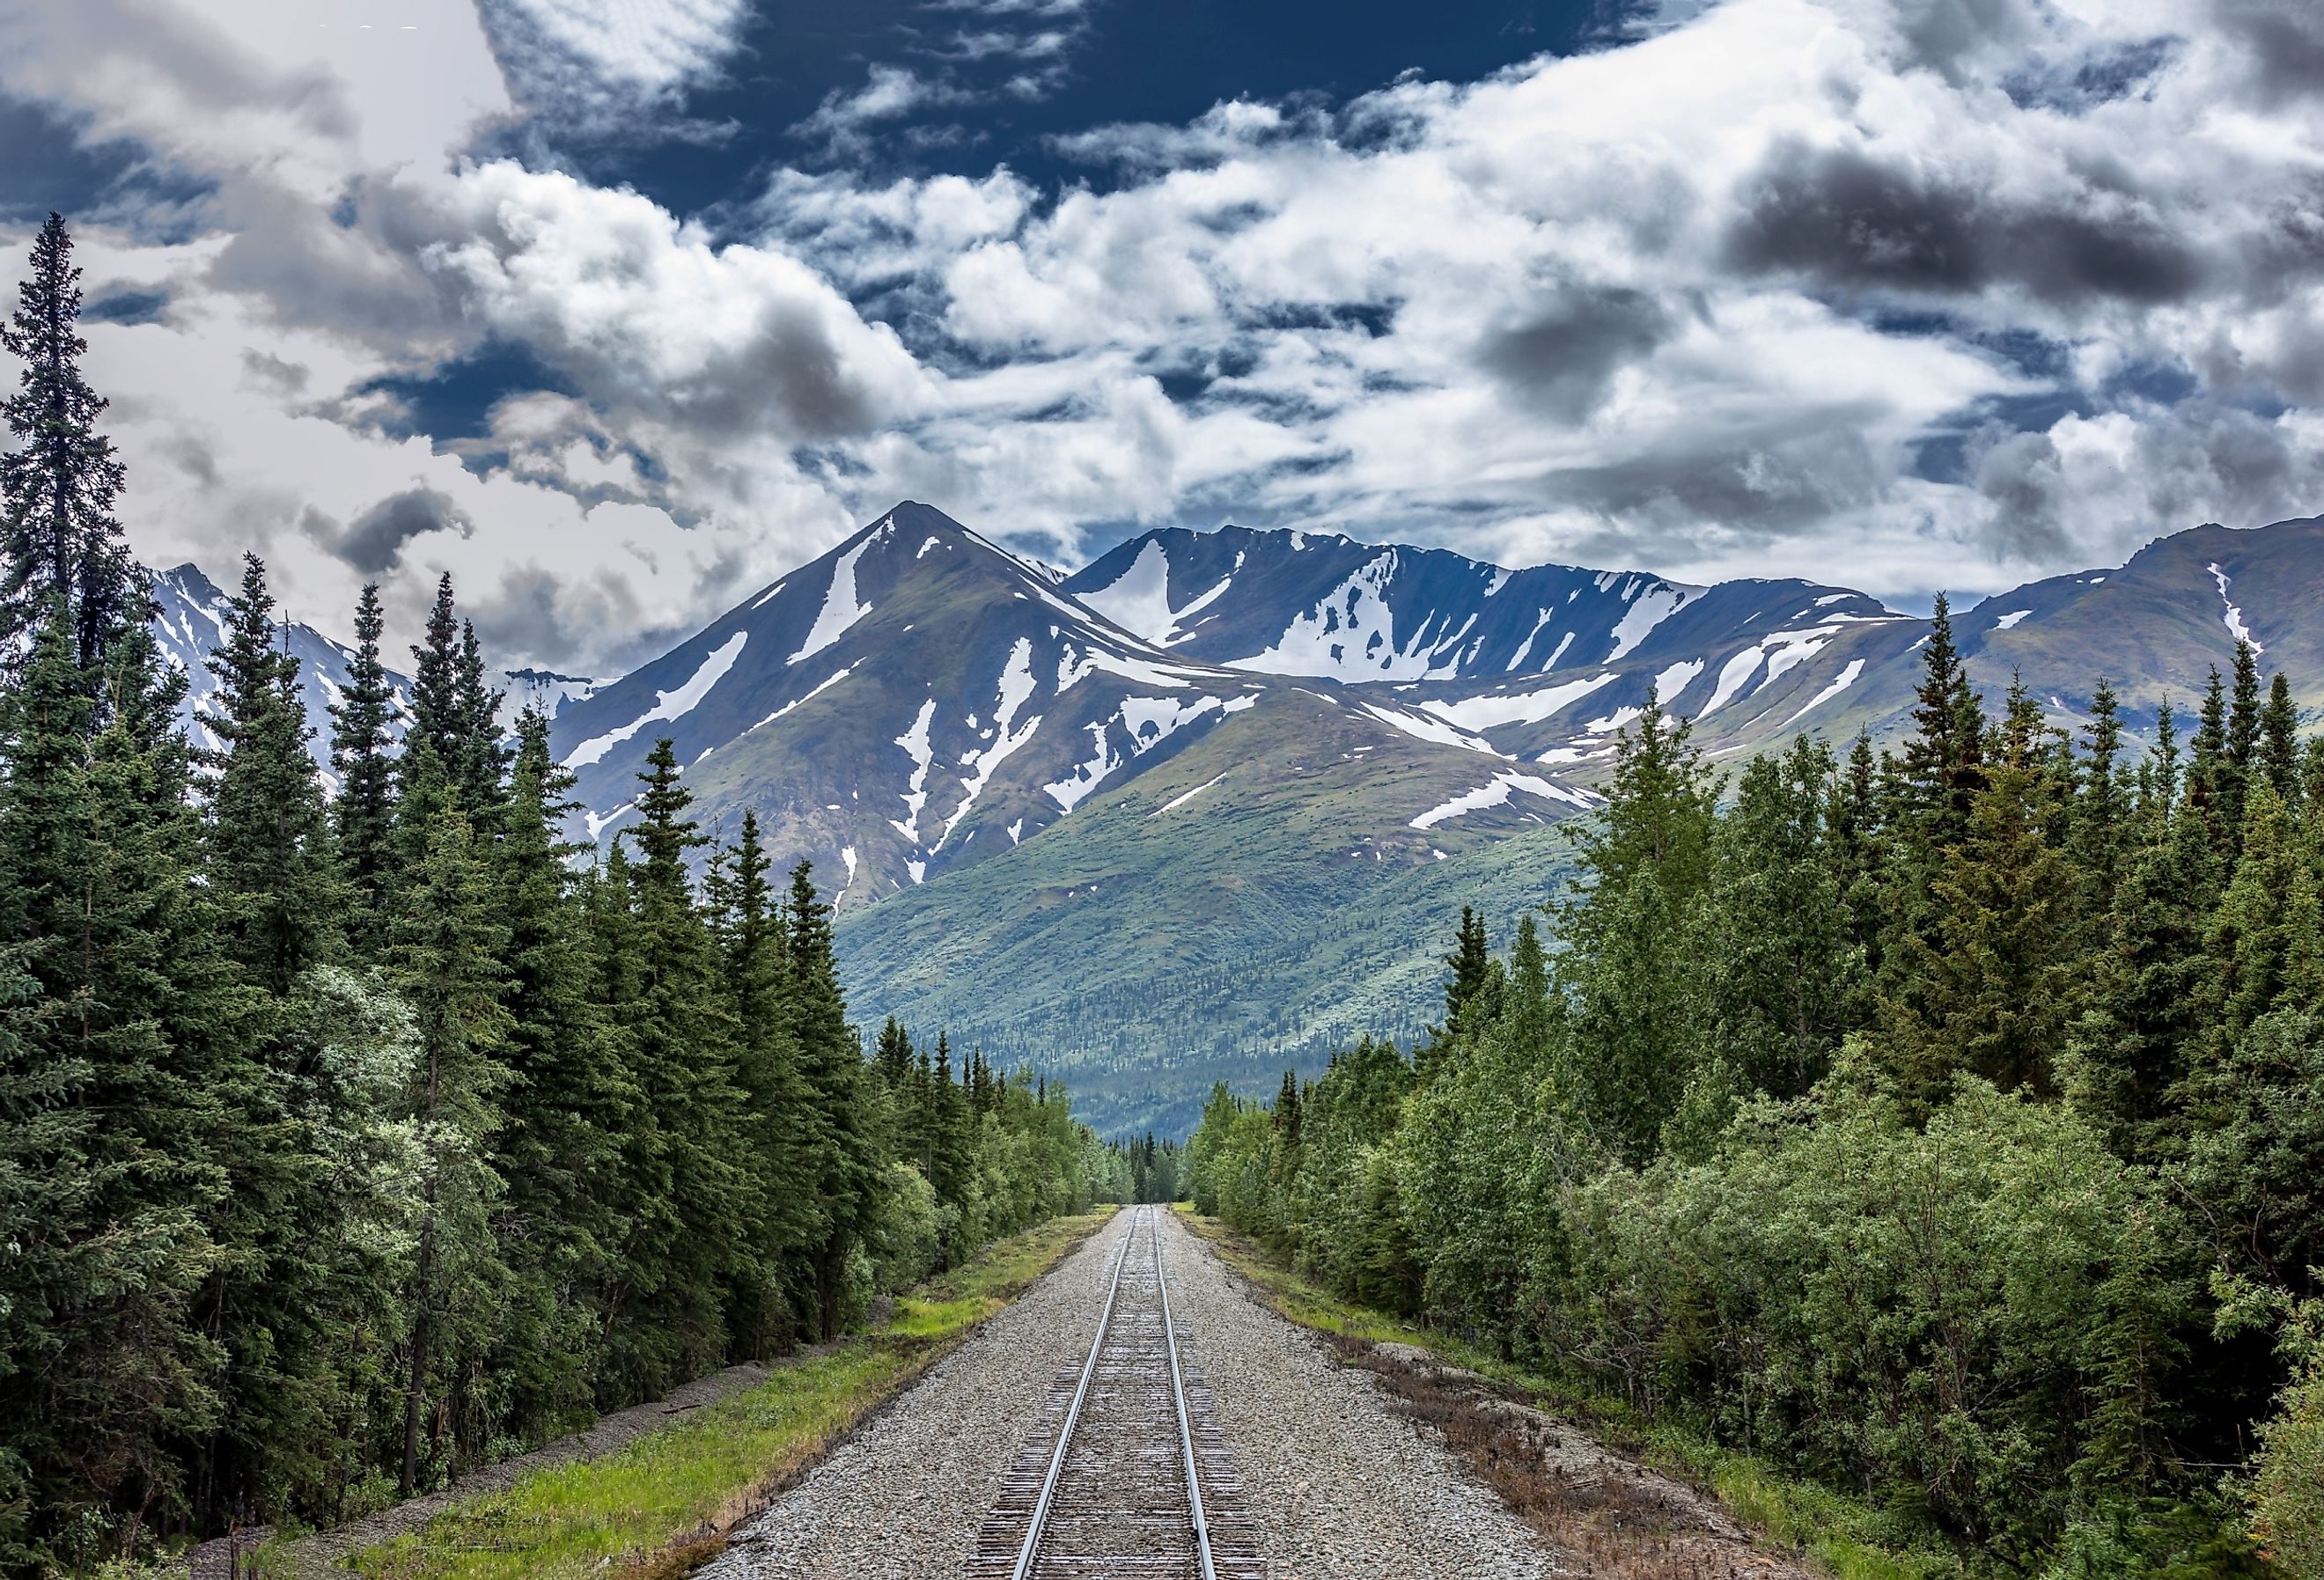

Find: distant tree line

[1193,599,2324,1576]
[0,216,1128,1574]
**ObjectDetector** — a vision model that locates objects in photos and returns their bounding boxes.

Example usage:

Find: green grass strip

[315,1209,1116,1580]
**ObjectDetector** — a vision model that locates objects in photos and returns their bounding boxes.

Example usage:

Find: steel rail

[1010,1206,1220,1580]
[1010,1208,1136,1580]
[1155,1207,1221,1580]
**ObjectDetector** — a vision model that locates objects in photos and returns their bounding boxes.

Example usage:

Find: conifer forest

[1191,612,2324,1572]
[0,219,1159,1573]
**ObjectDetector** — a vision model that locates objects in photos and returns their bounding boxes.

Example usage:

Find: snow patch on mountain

[1410,771,1591,829]
[1044,693,1248,812]
[1993,609,2033,631]
[2208,562,2263,652]
[1419,672,1615,731]
[1359,702,1500,754]
[1605,582,1694,661]
[1077,540,1233,646]
[1651,658,1706,704]
[1783,658,1866,726]
[564,631,747,768]
[1153,774,1226,815]
[941,640,1042,845]
[1238,555,1469,682]
[889,697,938,844]
[788,538,876,661]
[749,664,854,733]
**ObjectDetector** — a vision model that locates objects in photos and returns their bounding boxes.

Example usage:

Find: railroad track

[970,1207,1261,1579]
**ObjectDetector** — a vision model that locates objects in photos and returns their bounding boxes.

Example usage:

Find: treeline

[0,215,1117,1574]
[1192,603,2324,1576]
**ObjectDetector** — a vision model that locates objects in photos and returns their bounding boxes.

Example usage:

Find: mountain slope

[543,503,1600,908]
[831,694,1587,1135]
[1063,524,1894,681]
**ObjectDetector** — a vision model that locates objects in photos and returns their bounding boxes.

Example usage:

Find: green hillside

[835,692,1582,1135]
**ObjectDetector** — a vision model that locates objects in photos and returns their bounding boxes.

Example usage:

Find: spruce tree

[407,575,462,783]
[2260,671,2300,807]
[489,708,627,1429]
[389,800,512,1494]
[201,554,340,995]
[605,740,746,1387]
[452,620,508,814]
[1898,592,1985,845]
[0,215,137,676]
[2070,678,2131,909]
[0,609,231,1552]
[2191,666,2232,850]
[711,808,814,1354]
[786,859,882,1339]
[1880,678,2077,1103]
[329,583,400,948]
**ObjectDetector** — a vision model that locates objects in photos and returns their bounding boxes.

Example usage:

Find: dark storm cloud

[308,488,474,576]
[1724,141,2204,307]
[1541,420,1891,565]
[1477,285,1673,423]
[2213,0,2324,106]
[1969,427,2074,560]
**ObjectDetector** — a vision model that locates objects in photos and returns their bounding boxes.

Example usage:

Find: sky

[1,0,2320,674]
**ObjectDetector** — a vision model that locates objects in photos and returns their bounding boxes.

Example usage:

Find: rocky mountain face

[541,503,1596,908]
[151,509,2321,1133]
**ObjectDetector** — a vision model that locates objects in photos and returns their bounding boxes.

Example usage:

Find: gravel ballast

[704,1207,1561,1579]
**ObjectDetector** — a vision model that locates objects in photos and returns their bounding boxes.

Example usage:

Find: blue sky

[3,0,2321,672]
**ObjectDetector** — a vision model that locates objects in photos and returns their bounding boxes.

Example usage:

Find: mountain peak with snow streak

[1061,524,1892,684]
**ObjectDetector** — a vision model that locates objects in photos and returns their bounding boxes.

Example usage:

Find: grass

[312,1209,1116,1580]
[1176,1207,1965,1580]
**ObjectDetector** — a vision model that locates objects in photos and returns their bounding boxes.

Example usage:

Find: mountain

[1063,523,1895,681]
[542,502,1598,908]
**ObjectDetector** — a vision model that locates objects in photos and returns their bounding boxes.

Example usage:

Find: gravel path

[704,1207,1562,1580]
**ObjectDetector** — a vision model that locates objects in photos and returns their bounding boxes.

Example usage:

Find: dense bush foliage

[0,217,1130,1575]
[1193,603,2324,1576]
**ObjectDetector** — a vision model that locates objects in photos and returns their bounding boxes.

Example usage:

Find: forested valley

[0,218,1158,1575]
[1192,614,2324,1577]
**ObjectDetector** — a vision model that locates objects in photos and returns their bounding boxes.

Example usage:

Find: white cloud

[6,0,2324,670]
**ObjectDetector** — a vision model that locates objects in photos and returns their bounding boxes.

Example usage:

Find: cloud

[6,0,2324,672]
[1477,284,1674,423]
[481,0,754,132]
[310,486,474,576]
[791,65,978,159]
[1722,139,2204,307]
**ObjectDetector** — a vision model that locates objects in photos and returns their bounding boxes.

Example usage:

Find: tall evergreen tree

[200,554,340,995]
[599,742,748,1388]
[389,802,512,1494]
[0,215,137,676]
[0,609,231,1553]
[452,621,508,814]
[329,584,399,946]
[488,709,627,1430]
[710,808,814,1356]
[786,860,883,1340]
[1881,679,2077,1103]
[406,576,462,783]
[1897,592,1985,845]
[2260,671,2300,807]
